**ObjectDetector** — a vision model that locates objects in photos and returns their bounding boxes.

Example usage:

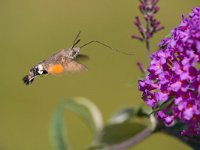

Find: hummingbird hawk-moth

[22,32,134,85]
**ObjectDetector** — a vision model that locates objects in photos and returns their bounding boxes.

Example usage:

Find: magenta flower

[138,7,200,136]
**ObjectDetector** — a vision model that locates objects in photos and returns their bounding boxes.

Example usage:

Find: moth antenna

[72,39,81,48]
[71,31,81,48]
[80,40,134,55]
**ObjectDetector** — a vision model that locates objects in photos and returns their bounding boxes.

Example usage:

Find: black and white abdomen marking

[37,64,48,75]
[29,64,48,76]
[22,63,48,85]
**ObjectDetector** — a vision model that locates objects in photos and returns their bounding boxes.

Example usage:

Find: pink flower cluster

[139,7,200,136]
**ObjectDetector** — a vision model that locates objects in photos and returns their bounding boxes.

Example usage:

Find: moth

[22,32,134,85]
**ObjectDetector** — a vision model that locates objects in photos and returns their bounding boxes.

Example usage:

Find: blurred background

[0,0,199,150]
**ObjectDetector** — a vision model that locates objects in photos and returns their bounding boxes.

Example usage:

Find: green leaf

[109,106,149,124]
[149,97,174,115]
[87,106,156,150]
[49,102,68,150]
[95,121,146,146]
[63,97,103,133]
[49,97,103,150]
[109,107,135,123]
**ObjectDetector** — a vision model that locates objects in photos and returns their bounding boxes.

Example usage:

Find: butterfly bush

[138,7,200,136]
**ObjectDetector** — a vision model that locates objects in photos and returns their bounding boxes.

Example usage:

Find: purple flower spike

[132,0,164,52]
[138,7,200,136]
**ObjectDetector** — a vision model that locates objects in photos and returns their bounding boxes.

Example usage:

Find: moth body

[23,47,87,85]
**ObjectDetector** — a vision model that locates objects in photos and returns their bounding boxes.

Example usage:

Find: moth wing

[62,60,88,74]
[76,54,89,62]
[46,59,87,75]
[43,49,67,64]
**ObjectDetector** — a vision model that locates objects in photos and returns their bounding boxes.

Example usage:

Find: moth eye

[72,50,77,55]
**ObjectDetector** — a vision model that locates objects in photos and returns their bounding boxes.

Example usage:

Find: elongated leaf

[87,106,157,150]
[49,103,68,150]
[49,97,103,150]
[109,106,149,124]
[63,97,103,133]
[95,121,146,146]
[149,97,174,115]
[109,107,135,124]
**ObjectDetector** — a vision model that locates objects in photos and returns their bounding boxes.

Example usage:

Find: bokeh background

[0,0,199,150]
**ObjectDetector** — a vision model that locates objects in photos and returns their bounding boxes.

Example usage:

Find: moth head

[70,48,80,59]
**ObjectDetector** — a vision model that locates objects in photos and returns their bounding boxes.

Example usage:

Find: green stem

[145,16,151,58]
[162,128,200,149]
[145,39,151,58]
[104,128,152,150]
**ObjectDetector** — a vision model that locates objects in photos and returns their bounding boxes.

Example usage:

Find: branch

[105,128,152,150]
